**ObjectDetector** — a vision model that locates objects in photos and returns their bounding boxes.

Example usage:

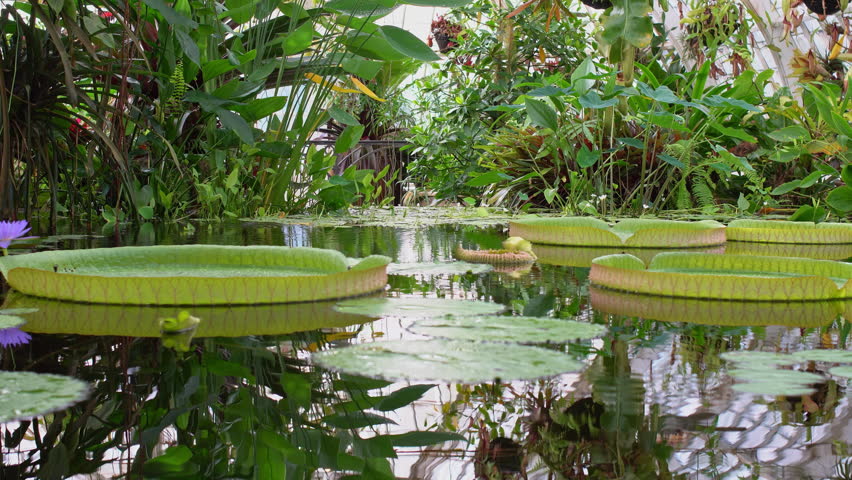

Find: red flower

[99,11,114,20]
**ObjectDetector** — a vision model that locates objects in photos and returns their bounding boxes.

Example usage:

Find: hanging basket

[802,0,841,15]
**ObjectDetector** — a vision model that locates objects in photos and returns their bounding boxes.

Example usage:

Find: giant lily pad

[590,287,846,326]
[312,339,584,383]
[410,316,607,343]
[508,217,725,248]
[534,244,725,268]
[453,246,536,266]
[1,292,368,337]
[724,241,852,261]
[0,245,390,305]
[333,297,505,318]
[590,252,852,300]
[726,219,852,244]
[0,371,89,423]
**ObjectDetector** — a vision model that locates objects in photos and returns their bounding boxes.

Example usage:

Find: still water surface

[1,220,850,480]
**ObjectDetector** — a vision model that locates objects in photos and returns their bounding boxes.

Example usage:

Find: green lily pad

[452,246,536,266]
[409,316,606,344]
[2,292,368,337]
[590,287,845,327]
[720,351,799,366]
[731,382,816,396]
[509,217,725,248]
[0,371,89,423]
[790,350,852,363]
[726,219,852,245]
[727,368,824,384]
[725,241,852,261]
[0,308,38,316]
[312,339,584,383]
[0,315,25,329]
[333,297,505,318]
[388,262,492,276]
[0,245,391,305]
[534,244,726,268]
[590,252,852,300]
[829,366,852,378]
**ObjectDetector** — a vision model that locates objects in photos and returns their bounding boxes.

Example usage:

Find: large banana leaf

[509,217,725,247]
[0,246,390,305]
[727,219,852,244]
[590,287,846,326]
[1,292,369,337]
[533,244,725,268]
[590,252,852,300]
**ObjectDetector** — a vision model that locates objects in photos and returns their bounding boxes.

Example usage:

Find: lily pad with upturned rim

[0,371,89,423]
[452,246,536,266]
[726,219,852,245]
[0,245,390,305]
[724,241,852,261]
[590,252,852,300]
[409,316,606,344]
[312,339,584,383]
[533,244,726,268]
[333,297,505,318]
[508,217,725,248]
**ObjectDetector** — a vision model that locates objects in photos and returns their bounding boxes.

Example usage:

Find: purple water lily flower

[0,220,32,253]
[0,327,31,348]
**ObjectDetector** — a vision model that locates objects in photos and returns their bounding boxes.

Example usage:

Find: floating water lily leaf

[590,287,845,327]
[453,246,536,266]
[388,262,492,276]
[0,371,89,423]
[509,217,725,247]
[790,350,852,363]
[2,292,368,337]
[0,246,390,305]
[731,381,816,396]
[720,351,799,366]
[334,297,504,318]
[829,366,852,378]
[0,315,25,329]
[534,244,725,268]
[725,241,852,261]
[727,219,852,245]
[0,308,38,316]
[727,368,824,384]
[410,316,606,344]
[313,339,583,383]
[590,252,852,300]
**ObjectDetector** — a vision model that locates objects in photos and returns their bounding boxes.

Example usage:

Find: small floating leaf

[0,371,89,423]
[334,298,505,318]
[727,369,824,384]
[731,382,816,396]
[410,316,606,344]
[829,366,852,378]
[0,308,38,316]
[791,350,852,363]
[0,315,26,329]
[388,262,492,276]
[720,351,798,366]
[313,339,583,383]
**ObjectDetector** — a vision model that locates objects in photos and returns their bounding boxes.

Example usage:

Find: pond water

[1,219,851,480]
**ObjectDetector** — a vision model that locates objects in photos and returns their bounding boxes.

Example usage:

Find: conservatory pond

[1,217,852,480]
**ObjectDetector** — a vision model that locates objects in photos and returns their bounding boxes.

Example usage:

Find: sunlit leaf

[333,297,504,318]
[509,217,725,247]
[0,371,89,423]
[410,316,606,343]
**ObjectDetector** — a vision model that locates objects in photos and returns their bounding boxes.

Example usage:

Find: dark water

[1,221,850,479]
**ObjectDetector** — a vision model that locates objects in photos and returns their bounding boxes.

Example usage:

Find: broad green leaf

[281,20,314,55]
[202,59,238,81]
[768,125,809,142]
[138,206,154,220]
[334,297,504,318]
[789,205,828,222]
[509,217,725,247]
[770,180,801,195]
[143,446,199,476]
[842,164,852,185]
[727,219,852,244]
[313,339,584,383]
[141,0,198,28]
[525,98,558,131]
[466,170,512,187]
[798,171,823,188]
[342,31,407,60]
[335,125,365,154]
[710,123,756,143]
[224,0,254,24]
[215,108,255,144]
[322,411,396,428]
[0,246,390,305]
[577,146,601,168]
[340,56,384,80]
[174,29,201,67]
[601,0,653,48]
[0,371,89,423]
[324,0,396,16]
[236,96,287,122]
[571,57,596,95]
[645,112,688,132]
[378,25,439,61]
[827,186,852,213]
[578,91,618,109]
[328,106,361,126]
[590,252,852,301]
[410,316,606,343]
[737,193,750,211]
[373,384,435,411]
[637,83,680,103]
[388,262,492,275]
[658,153,685,169]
